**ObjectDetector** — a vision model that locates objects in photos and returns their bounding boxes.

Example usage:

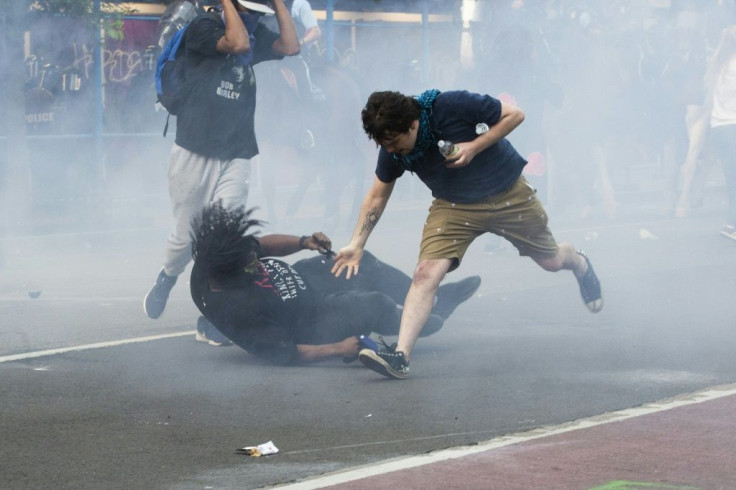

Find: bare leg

[675,104,709,218]
[395,258,453,362]
[532,242,586,277]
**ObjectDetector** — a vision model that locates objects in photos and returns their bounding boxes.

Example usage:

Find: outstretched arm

[331,176,395,279]
[295,337,359,363]
[258,232,331,257]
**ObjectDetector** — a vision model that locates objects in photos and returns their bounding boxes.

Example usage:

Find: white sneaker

[195,316,232,347]
[720,225,736,242]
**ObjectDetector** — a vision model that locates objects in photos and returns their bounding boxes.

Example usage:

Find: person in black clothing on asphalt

[189,203,481,364]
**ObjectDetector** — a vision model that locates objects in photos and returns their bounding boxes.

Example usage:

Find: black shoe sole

[358,349,409,379]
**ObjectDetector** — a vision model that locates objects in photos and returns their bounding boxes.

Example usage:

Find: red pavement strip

[274,384,736,490]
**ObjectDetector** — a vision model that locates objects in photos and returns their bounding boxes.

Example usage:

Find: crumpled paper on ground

[236,440,279,457]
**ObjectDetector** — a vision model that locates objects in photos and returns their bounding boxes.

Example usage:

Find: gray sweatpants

[163,143,251,277]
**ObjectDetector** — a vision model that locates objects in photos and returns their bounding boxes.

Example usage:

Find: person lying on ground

[189,203,481,364]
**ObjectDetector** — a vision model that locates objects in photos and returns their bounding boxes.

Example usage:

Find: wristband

[298,235,309,250]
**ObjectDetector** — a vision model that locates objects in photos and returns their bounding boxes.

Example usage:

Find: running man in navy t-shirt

[332,89,604,379]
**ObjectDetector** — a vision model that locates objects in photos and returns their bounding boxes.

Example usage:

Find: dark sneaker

[433,276,481,319]
[721,225,736,242]
[143,269,177,319]
[359,340,409,379]
[195,316,232,347]
[359,335,379,353]
[576,251,603,313]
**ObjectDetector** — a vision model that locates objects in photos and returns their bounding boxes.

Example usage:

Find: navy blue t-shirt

[375,90,528,203]
[175,13,282,160]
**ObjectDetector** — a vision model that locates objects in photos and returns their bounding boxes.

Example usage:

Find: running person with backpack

[144,0,299,346]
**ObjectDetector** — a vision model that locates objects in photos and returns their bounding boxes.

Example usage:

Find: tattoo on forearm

[360,208,380,235]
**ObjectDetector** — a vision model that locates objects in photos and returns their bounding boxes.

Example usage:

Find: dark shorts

[420,176,559,271]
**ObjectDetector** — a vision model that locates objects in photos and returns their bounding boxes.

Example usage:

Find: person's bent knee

[534,254,564,272]
[412,259,451,288]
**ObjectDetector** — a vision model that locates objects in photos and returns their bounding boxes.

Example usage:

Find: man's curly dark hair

[190,203,263,282]
[361,91,421,144]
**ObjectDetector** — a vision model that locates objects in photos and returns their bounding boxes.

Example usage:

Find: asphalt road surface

[2,194,735,489]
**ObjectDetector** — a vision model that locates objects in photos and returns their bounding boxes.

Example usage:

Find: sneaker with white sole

[721,225,736,242]
[195,316,233,347]
[359,339,409,379]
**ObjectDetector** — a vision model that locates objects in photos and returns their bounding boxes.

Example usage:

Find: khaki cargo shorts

[420,176,559,271]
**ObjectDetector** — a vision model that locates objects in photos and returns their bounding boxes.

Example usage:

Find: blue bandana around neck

[393,89,441,170]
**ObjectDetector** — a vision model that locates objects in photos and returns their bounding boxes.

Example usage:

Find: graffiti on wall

[24,17,160,134]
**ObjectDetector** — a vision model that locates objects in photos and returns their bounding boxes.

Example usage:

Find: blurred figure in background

[548,16,631,220]
[472,10,562,251]
[263,0,323,102]
[143,0,299,343]
[677,25,736,240]
[480,23,563,203]
[639,9,708,214]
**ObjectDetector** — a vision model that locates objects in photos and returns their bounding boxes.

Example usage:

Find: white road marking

[0,331,195,363]
[270,383,736,489]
